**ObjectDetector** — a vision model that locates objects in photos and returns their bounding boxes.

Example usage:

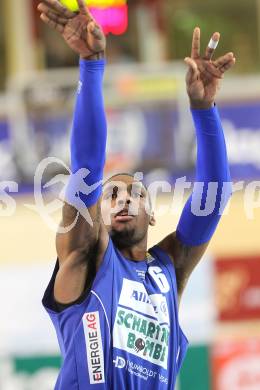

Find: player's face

[101,175,154,246]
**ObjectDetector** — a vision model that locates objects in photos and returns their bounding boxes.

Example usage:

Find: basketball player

[38,0,235,388]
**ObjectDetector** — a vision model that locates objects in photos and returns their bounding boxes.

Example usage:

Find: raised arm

[38,0,109,305]
[158,27,236,301]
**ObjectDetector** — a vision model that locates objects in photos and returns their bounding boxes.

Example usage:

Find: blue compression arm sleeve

[176,106,232,246]
[70,59,107,207]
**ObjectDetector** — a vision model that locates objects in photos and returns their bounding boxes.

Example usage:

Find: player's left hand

[37,0,106,59]
[185,27,236,109]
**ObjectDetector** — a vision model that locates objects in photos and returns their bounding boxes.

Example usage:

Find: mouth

[114,209,135,222]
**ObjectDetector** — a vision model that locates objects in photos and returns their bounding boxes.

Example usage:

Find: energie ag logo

[83,312,105,384]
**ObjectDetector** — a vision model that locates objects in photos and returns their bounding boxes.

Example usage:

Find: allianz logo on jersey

[132,289,151,304]
[119,279,170,325]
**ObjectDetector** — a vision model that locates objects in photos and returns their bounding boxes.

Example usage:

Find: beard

[110,225,146,250]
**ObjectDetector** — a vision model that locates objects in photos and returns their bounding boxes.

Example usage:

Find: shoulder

[43,234,114,314]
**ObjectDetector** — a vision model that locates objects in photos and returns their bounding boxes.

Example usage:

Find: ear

[149,212,156,227]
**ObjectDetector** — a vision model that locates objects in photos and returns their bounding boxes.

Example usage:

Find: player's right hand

[37,0,106,59]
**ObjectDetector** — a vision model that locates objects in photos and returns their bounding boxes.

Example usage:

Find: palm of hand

[187,58,219,102]
[63,15,106,57]
[38,0,106,58]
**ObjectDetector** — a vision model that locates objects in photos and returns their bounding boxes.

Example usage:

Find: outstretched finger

[204,32,220,60]
[76,0,92,19]
[219,57,236,73]
[214,52,234,68]
[40,13,65,33]
[38,4,68,24]
[191,27,200,59]
[42,0,75,18]
[184,57,199,83]
[46,11,68,25]
[77,0,86,13]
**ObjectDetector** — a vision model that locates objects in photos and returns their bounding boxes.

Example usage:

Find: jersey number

[148,266,170,293]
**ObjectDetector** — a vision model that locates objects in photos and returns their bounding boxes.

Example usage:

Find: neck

[115,237,148,261]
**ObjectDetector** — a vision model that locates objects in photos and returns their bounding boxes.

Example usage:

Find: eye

[103,192,116,200]
[132,192,143,198]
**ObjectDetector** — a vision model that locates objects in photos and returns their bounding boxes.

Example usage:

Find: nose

[117,192,132,206]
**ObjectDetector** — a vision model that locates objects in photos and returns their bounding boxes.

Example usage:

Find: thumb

[184,57,199,82]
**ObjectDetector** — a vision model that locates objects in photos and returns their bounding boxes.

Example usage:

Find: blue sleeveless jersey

[43,239,188,389]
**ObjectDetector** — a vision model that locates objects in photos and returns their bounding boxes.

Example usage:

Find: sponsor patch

[113,307,169,369]
[83,311,105,384]
[113,355,169,384]
[119,279,170,325]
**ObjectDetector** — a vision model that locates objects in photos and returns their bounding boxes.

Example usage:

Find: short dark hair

[103,173,135,187]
